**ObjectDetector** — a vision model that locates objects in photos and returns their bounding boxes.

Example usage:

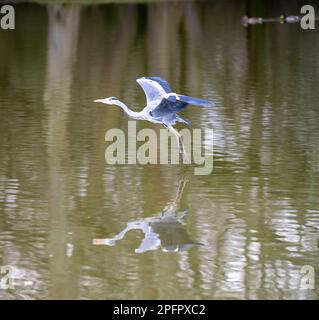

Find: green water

[0,1,319,299]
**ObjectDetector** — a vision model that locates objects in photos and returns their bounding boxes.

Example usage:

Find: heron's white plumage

[136,77,173,112]
[165,92,180,100]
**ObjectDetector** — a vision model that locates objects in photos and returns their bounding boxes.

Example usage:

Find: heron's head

[94,97,119,105]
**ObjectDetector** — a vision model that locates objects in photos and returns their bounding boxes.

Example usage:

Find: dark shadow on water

[93,177,202,253]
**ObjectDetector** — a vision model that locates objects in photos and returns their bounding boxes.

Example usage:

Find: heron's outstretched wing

[137,76,215,124]
[176,95,215,108]
[136,77,173,111]
[150,94,215,126]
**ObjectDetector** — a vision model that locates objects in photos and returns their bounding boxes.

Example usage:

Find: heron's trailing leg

[168,127,188,161]
[163,176,188,214]
[179,135,188,161]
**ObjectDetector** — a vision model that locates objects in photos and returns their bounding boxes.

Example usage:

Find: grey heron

[94,77,215,158]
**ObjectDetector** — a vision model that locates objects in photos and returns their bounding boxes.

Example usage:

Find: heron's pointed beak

[94,99,105,103]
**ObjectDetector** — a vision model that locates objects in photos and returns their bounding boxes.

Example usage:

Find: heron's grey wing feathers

[160,113,180,127]
[137,76,215,119]
[137,77,172,111]
[144,77,172,93]
[176,115,190,125]
[177,95,215,108]
[150,95,214,122]
[150,99,187,118]
[136,79,162,106]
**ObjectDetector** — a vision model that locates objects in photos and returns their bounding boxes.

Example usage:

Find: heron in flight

[94,77,215,158]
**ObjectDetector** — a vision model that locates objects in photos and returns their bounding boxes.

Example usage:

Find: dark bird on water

[94,76,215,158]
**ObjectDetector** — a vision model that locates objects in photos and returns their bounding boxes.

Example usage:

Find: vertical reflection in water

[44,4,81,299]
[147,2,181,78]
[93,177,199,253]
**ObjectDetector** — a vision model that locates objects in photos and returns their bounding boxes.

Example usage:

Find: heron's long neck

[114,100,141,119]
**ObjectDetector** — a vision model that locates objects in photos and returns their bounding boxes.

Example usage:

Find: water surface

[0,1,319,299]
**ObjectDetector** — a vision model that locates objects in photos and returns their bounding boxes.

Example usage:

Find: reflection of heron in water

[93,178,201,253]
[94,77,214,159]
